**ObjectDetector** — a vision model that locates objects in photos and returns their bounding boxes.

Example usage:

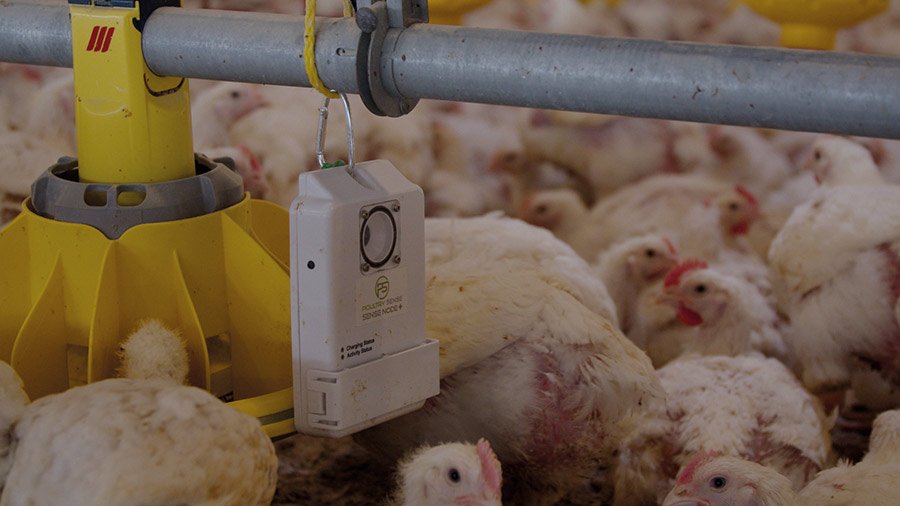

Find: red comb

[476,438,502,495]
[237,145,263,174]
[662,237,678,256]
[518,193,537,219]
[664,259,708,289]
[734,185,758,209]
[21,67,42,82]
[531,110,552,127]
[677,450,722,485]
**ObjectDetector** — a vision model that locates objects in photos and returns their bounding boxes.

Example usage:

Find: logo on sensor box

[375,276,390,300]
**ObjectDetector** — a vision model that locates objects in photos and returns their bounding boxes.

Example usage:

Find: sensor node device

[290,161,439,438]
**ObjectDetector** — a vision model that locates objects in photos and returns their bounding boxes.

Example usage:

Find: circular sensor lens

[361,207,397,268]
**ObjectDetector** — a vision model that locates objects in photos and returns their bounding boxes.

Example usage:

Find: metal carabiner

[315,92,355,172]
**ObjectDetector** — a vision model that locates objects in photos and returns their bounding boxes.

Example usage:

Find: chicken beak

[452,494,500,506]
[664,252,680,268]
[252,88,271,108]
[655,289,680,307]
[662,488,710,506]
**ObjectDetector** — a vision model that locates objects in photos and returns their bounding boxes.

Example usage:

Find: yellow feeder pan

[0,196,295,439]
[744,0,889,50]
[0,1,296,439]
[428,0,492,25]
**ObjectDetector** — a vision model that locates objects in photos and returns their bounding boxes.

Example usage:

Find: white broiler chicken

[702,4,780,46]
[662,409,900,506]
[521,115,678,199]
[703,125,794,195]
[0,130,67,226]
[529,0,626,36]
[424,169,506,218]
[804,135,885,187]
[0,363,29,483]
[202,145,271,199]
[393,438,503,506]
[607,187,770,365]
[0,64,48,131]
[422,111,519,217]
[708,189,780,301]
[798,409,900,506]
[516,187,593,259]
[360,109,436,189]
[595,234,679,333]
[658,259,789,362]
[0,354,278,506]
[616,0,678,40]
[357,215,661,504]
[0,378,278,506]
[0,320,277,505]
[490,151,593,215]
[715,185,793,264]
[854,136,900,184]
[661,453,798,506]
[669,121,718,173]
[23,72,76,154]
[626,280,699,368]
[614,354,831,506]
[768,136,900,394]
[595,234,695,367]
[116,319,189,384]
[430,109,523,178]
[229,86,370,206]
[191,82,269,152]
[617,0,734,41]
[519,175,757,262]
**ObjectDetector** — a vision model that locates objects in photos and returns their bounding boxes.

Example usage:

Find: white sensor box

[290,161,440,438]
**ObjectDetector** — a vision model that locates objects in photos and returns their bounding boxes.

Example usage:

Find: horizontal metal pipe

[385,24,900,138]
[3,1,900,138]
[143,8,360,92]
[0,1,72,67]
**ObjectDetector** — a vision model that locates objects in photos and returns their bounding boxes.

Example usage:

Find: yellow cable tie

[304,0,353,99]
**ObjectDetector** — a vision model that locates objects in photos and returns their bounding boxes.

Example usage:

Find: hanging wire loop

[315,93,355,171]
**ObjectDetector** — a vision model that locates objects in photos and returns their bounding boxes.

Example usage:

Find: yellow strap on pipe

[304,0,354,99]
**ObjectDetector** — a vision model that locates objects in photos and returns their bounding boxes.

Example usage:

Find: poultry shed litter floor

[273,434,611,505]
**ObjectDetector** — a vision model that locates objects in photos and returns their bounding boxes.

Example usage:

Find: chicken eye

[535,204,548,215]
[814,150,822,161]
[710,476,727,489]
[728,202,739,211]
[230,90,241,99]
[694,284,707,294]
[448,468,461,483]
[645,249,656,258]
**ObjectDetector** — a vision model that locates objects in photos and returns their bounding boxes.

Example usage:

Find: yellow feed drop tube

[744,0,889,50]
[427,0,492,25]
[70,1,195,185]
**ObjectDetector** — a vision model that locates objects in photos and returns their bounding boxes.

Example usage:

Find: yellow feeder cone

[744,0,889,50]
[0,1,295,438]
[0,198,295,437]
[428,0,492,25]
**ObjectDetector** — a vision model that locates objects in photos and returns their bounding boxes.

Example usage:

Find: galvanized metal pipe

[143,9,361,93]
[0,1,72,68]
[384,25,900,138]
[2,1,900,138]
